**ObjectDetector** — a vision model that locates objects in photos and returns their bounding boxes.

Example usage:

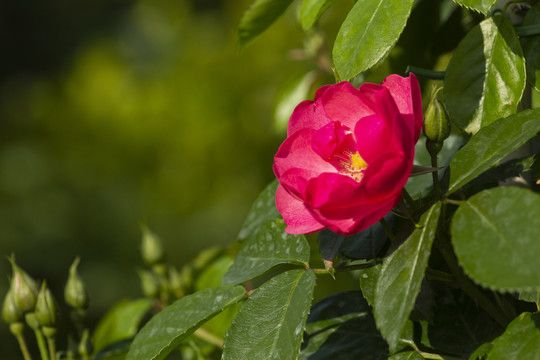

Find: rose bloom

[273,73,422,235]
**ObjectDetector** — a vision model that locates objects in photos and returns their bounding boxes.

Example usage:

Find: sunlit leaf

[92,298,154,353]
[238,180,280,240]
[223,218,310,285]
[333,0,415,80]
[448,108,540,194]
[222,269,316,360]
[238,0,294,48]
[374,203,441,351]
[444,15,525,134]
[300,0,337,29]
[451,187,540,291]
[274,72,317,133]
[487,312,540,359]
[451,0,496,14]
[126,286,245,360]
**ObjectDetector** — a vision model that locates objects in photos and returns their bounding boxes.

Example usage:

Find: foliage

[3,0,540,359]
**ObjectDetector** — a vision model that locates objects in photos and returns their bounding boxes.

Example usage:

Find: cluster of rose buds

[2,255,90,360]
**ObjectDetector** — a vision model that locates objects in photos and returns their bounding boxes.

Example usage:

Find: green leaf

[238,180,280,240]
[522,5,540,92]
[274,72,317,133]
[195,254,234,290]
[126,285,245,360]
[451,0,496,14]
[358,265,381,307]
[519,289,540,305]
[92,298,154,353]
[222,269,316,360]
[444,15,526,134]
[332,0,415,80]
[447,108,540,194]
[237,0,294,49]
[223,218,310,285]
[374,202,441,351]
[300,291,406,360]
[487,312,540,359]
[300,0,337,29]
[451,187,540,291]
[388,352,424,360]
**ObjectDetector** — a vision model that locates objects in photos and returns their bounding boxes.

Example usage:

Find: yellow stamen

[337,151,368,182]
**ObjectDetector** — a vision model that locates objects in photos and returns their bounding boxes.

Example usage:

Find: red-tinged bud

[9,256,39,314]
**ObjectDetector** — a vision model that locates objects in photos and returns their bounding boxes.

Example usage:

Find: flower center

[336,151,368,182]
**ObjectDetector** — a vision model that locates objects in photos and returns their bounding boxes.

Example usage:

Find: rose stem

[379,218,395,242]
[429,153,442,201]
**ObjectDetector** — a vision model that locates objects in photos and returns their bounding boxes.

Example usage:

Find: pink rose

[273,73,422,235]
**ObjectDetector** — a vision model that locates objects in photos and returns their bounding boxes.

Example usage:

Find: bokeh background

[3,0,538,357]
[0,0,329,356]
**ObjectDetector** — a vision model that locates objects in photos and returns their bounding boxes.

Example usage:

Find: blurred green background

[0,0,324,356]
[5,0,537,357]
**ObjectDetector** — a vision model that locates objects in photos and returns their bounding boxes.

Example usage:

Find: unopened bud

[65,258,89,310]
[137,269,160,298]
[9,256,38,314]
[168,266,184,299]
[2,290,22,324]
[141,225,164,266]
[423,87,451,151]
[35,281,56,327]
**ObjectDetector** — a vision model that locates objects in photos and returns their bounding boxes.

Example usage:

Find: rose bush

[273,73,423,235]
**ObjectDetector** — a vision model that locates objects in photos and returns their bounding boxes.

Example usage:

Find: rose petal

[311,121,356,161]
[353,114,389,163]
[383,73,423,141]
[276,185,325,234]
[317,195,400,235]
[287,99,330,137]
[305,173,367,209]
[274,129,335,179]
[362,152,412,201]
[320,82,378,130]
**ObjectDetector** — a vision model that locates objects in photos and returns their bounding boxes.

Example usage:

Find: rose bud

[9,257,39,314]
[35,281,56,327]
[2,290,22,324]
[423,87,451,155]
[273,73,423,235]
[141,225,164,266]
[64,257,89,310]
